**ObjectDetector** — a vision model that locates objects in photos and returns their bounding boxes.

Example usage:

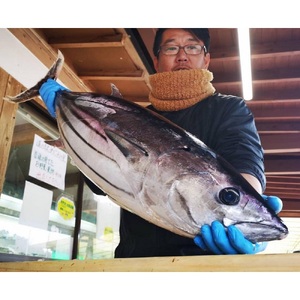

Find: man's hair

[153,28,210,57]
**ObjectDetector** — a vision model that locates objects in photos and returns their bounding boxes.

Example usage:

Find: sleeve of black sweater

[210,95,266,191]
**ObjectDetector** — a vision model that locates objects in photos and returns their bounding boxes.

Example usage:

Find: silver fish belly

[4,51,289,243]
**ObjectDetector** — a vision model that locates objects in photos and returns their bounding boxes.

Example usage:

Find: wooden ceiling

[7,28,300,218]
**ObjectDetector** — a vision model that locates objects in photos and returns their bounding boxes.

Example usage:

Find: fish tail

[3,50,65,103]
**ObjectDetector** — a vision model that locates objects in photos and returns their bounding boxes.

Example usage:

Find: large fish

[4,51,288,243]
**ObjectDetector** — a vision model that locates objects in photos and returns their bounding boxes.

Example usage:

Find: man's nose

[176,48,188,61]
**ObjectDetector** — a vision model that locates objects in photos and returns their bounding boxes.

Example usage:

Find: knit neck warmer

[149,69,216,111]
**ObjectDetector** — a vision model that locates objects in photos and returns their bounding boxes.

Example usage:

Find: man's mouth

[173,65,191,71]
[173,66,190,71]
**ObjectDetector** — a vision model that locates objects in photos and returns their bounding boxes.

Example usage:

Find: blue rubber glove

[194,195,283,254]
[261,195,282,214]
[39,79,68,117]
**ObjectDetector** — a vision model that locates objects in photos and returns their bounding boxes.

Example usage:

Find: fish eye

[218,188,240,205]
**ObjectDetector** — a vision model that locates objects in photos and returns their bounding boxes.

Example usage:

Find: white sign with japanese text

[29,134,68,190]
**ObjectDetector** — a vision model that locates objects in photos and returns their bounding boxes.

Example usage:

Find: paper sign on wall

[29,134,68,190]
[57,194,75,220]
[19,181,53,230]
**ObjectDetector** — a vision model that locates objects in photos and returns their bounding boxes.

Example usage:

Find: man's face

[154,29,210,73]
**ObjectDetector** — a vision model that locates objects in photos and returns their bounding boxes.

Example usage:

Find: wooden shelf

[0,253,299,272]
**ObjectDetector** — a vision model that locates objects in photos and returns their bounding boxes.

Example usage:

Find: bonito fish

[4,51,288,243]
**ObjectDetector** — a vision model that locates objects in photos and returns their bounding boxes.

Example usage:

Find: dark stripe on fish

[105,129,149,157]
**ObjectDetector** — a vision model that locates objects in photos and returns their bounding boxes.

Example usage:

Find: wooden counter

[0,253,299,272]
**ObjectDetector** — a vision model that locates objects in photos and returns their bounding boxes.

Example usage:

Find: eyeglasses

[158,44,207,56]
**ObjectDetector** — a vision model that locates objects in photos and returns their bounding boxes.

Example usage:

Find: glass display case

[0,105,120,261]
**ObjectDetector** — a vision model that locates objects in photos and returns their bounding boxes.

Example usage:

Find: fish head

[169,169,289,243]
[220,186,289,243]
[143,146,288,243]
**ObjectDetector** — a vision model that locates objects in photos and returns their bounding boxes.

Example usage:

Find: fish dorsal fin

[110,83,123,98]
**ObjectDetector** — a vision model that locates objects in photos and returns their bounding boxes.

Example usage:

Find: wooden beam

[253,86,300,101]
[80,74,145,81]
[49,35,125,49]
[267,181,300,189]
[277,198,300,211]
[0,68,21,193]
[118,28,151,89]
[250,39,300,58]
[248,99,300,118]
[213,69,300,85]
[266,175,300,184]
[264,154,300,175]
[280,210,300,217]
[264,188,300,199]
[260,132,300,153]
[79,69,144,79]
[7,28,94,93]
[48,33,124,48]
[256,118,300,132]
[210,39,300,63]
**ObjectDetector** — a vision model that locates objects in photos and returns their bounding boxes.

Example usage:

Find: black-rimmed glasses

[158,44,207,56]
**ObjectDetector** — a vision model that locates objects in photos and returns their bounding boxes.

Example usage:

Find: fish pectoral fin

[45,138,65,150]
[105,129,148,158]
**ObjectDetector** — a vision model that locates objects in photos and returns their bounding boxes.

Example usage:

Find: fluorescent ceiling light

[238,28,253,101]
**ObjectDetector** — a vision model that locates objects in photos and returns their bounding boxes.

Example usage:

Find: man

[39,28,282,257]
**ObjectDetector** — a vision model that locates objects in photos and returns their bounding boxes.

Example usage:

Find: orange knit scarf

[149,69,215,111]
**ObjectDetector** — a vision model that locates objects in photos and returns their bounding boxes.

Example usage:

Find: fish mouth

[238,222,288,243]
[223,218,289,243]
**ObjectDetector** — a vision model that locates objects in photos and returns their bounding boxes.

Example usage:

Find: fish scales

[4,51,288,243]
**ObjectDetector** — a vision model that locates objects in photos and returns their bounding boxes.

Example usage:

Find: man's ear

[153,56,159,72]
[204,53,210,69]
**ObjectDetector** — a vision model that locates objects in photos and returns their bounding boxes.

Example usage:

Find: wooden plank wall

[0,68,22,193]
